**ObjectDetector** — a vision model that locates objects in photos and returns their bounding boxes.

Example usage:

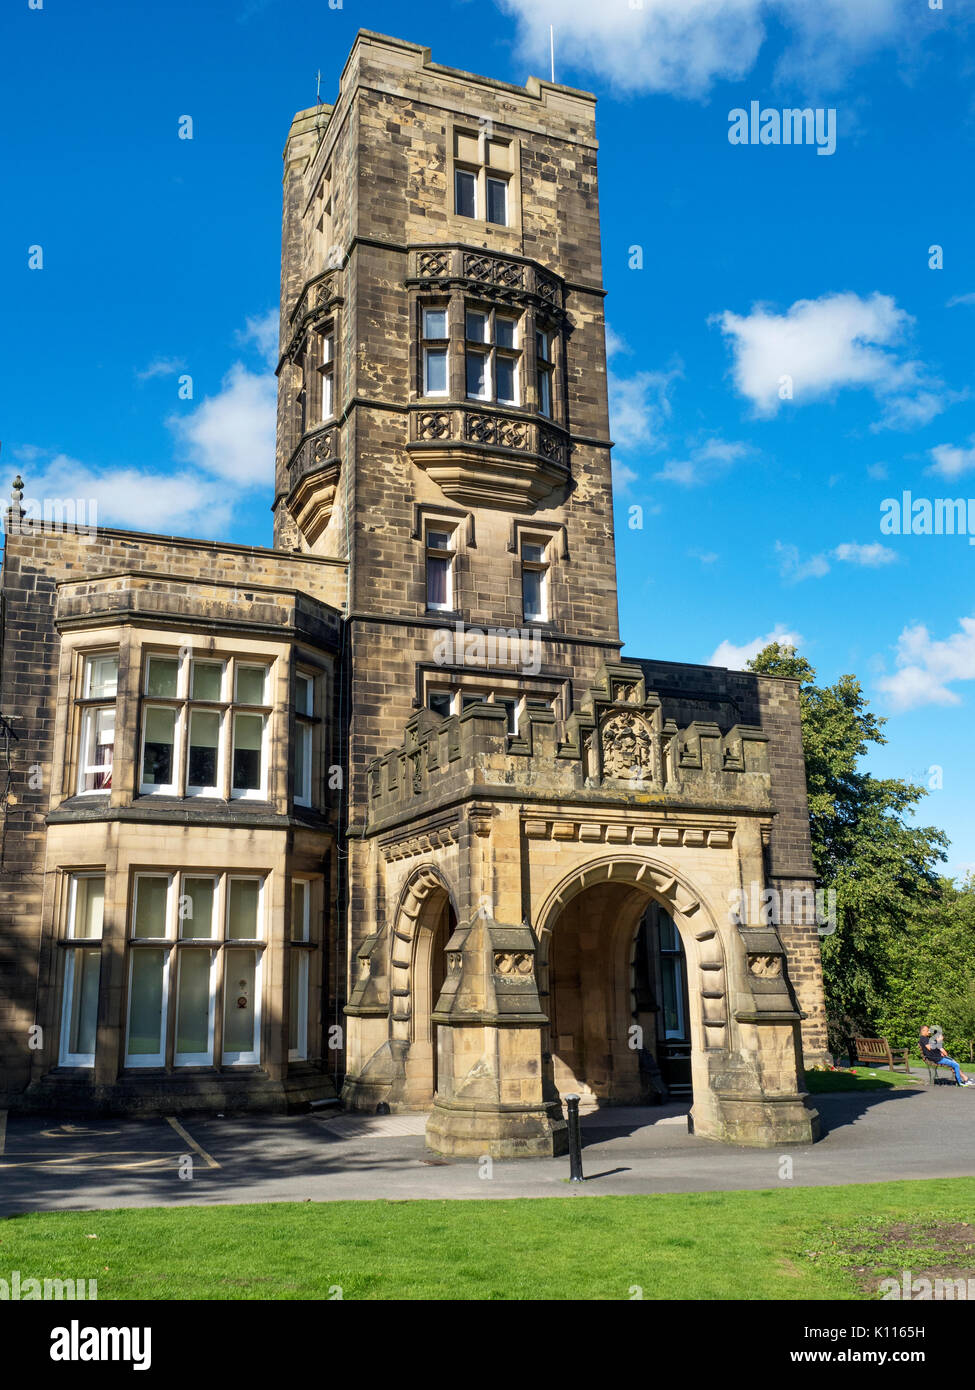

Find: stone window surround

[56,626,305,813]
[447,120,522,236]
[414,505,472,618]
[49,865,326,1076]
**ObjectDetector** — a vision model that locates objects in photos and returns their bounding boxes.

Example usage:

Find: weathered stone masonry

[0,31,826,1150]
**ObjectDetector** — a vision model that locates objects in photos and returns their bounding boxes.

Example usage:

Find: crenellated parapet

[366,660,774,832]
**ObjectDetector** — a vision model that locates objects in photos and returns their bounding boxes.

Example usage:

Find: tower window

[521,537,550,622]
[486,177,508,226]
[536,329,553,417]
[452,128,513,226]
[422,306,449,397]
[425,525,456,612]
[465,305,520,406]
[455,168,476,219]
[317,332,334,422]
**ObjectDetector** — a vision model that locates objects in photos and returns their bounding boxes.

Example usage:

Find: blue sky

[3,0,974,875]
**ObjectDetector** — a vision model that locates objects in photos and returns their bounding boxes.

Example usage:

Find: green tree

[747,643,949,1057]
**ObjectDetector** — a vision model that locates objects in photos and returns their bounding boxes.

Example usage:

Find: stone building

[0,31,826,1153]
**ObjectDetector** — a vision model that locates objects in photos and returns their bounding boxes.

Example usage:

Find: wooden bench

[852,1037,911,1073]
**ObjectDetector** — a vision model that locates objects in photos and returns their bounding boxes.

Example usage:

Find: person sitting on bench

[919,1025,973,1085]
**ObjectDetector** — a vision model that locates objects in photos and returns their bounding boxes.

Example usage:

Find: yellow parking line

[165,1116,220,1169]
[0,1156,174,1171]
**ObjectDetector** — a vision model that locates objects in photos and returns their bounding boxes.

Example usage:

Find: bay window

[465,306,520,406]
[59,874,105,1066]
[536,328,553,417]
[422,306,449,397]
[294,671,316,807]
[77,653,118,793]
[289,879,312,1061]
[139,652,271,800]
[124,871,266,1069]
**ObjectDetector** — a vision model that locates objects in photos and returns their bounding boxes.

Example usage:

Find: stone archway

[536,856,727,1122]
[390,865,456,1108]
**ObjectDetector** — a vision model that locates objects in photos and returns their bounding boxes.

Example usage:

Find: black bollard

[565,1093,584,1182]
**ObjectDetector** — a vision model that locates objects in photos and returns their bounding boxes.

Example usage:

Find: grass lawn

[2,1179,974,1300]
[803,1068,925,1093]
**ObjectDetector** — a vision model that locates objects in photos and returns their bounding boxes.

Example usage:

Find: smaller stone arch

[388,865,456,1045]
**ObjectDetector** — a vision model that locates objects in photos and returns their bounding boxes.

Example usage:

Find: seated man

[919,1025,973,1085]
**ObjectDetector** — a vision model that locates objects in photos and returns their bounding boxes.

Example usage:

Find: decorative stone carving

[464,252,524,289]
[601,710,654,781]
[748,954,782,978]
[418,251,449,277]
[417,411,451,441]
[494,952,533,976]
[464,413,529,450]
[538,428,564,461]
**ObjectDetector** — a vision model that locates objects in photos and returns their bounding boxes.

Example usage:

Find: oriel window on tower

[422,306,449,397]
[465,306,520,405]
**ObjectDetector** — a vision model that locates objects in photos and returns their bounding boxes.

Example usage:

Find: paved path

[1,1084,973,1215]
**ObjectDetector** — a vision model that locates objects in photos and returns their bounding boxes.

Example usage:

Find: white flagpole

[550,25,555,83]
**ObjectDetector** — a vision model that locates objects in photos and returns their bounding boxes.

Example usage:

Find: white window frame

[521,537,550,622]
[294,673,315,808]
[424,525,456,613]
[59,873,105,1067]
[76,652,118,795]
[173,947,217,1067]
[316,331,335,423]
[222,942,264,1067]
[124,945,171,1068]
[231,711,269,800]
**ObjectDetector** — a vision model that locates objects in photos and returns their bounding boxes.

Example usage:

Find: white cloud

[609,365,681,451]
[867,462,889,480]
[877,615,975,711]
[499,0,932,98]
[12,451,235,538]
[169,362,277,487]
[947,292,975,309]
[136,357,186,382]
[655,437,749,486]
[833,542,897,567]
[713,291,952,429]
[238,309,279,368]
[776,541,831,583]
[709,624,803,670]
[604,324,631,360]
[13,314,279,542]
[776,538,897,582]
[928,436,975,480]
[612,459,638,491]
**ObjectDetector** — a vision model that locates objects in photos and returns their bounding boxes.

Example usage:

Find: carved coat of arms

[601,711,654,781]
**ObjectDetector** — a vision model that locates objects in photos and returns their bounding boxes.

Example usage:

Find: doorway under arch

[538,859,721,1111]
